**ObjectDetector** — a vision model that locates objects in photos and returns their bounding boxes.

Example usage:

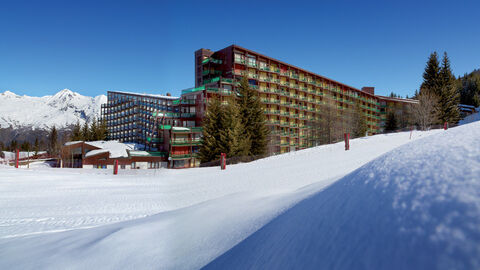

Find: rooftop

[108,90,179,100]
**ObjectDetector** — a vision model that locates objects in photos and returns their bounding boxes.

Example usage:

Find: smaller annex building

[61,141,167,169]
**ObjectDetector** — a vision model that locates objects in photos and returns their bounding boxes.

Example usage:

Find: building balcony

[202,58,222,64]
[234,58,246,64]
[170,139,202,146]
[170,153,193,160]
[233,69,245,76]
[180,113,196,118]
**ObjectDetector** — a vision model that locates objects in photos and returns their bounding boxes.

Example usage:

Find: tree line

[413,52,464,130]
[0,138,42,155]
[306,98,369,146]
[457,69,480,107]
[70,118,108,142]
[0,118,107,157]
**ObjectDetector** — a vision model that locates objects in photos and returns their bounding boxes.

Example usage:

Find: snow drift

[204,122,480,270]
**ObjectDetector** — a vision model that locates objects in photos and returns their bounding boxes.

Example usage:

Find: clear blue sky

[1,0,479,98]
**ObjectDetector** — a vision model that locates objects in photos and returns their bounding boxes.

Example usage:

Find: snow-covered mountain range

[0,89,107,130]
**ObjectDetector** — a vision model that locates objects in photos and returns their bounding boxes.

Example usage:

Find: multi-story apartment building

[103,44,417,167]
[102,91,203,168]
[101,91,179,152]
[193,45,416,154]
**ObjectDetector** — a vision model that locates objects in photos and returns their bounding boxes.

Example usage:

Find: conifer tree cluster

[456,69,480,107]
[199,77,269,163]
[419,52,460,124]
[70,118,107,141]
[1,137,43,153]
[384,112,398,132]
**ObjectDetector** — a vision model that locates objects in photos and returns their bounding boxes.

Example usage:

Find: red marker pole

[444,122,448,130]
[220,153,226,170]
[113,160,118,175]
[15,149,19,168]
[344,133,350,151]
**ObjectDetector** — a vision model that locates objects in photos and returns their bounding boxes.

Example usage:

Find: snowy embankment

[0,128,446,269]
[205,121,480,270]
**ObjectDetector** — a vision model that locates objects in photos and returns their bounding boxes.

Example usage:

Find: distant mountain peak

[0,89,106,130]
[1,91,18,97]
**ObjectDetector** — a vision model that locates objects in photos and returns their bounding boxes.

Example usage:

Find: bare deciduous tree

[414,90,439,130]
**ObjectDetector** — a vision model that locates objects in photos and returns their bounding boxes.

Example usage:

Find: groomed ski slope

[205,121,480,270]
[0,128,450,269]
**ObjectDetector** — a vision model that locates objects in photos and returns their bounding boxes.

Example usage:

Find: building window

[247,56,256,66]
[234,53,244,62]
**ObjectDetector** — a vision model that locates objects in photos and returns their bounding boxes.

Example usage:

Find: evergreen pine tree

[385,112,397,131]
[20,141,31,151]
[237,77,269,156]
[437,52,460,124]
[99,118,108,140]
[413,89,419,99]
[199,97,223,163]
[34,137,39,156]
[71,120,82,141]
[90,117,98,141]
[9,140,18,151]
[81,121,90,141]
[420,52,442,96]
[218,97,250,158]
[49,125,59,155]
[439,52,455,85]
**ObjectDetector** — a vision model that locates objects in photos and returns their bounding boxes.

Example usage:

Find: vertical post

[444,122,448,130]
[220,153,226,170]
[409,126,413,140]
[344,133,350,151]
[113,160,118,175]
[15,149,19,168]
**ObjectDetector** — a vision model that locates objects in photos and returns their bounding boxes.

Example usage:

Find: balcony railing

[234,58,246,64]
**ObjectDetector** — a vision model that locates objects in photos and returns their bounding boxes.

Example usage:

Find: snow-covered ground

[205,121,480,270]
[1,151,47,160]
[0,126,476,269]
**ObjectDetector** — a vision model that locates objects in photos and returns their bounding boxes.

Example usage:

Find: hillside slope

[0,128,444,270]
[0,89,106,129]
[205,122,480,270]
